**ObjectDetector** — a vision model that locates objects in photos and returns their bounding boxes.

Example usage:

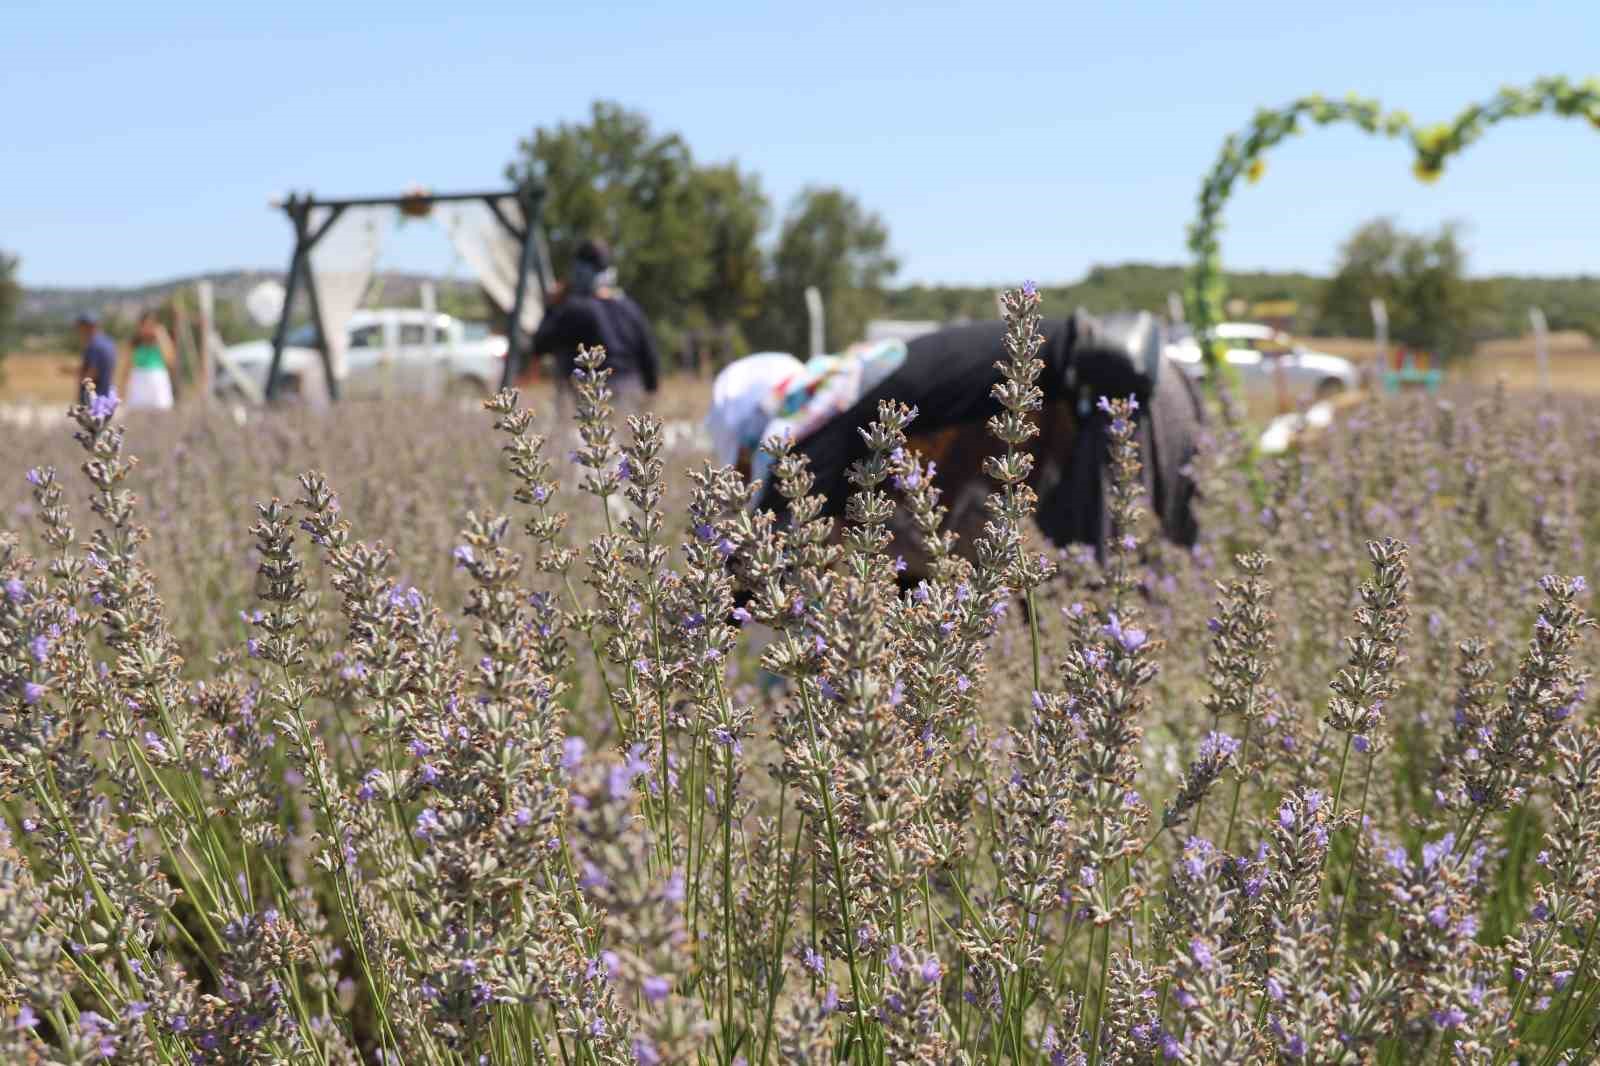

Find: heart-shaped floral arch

[1184,75,1600,421]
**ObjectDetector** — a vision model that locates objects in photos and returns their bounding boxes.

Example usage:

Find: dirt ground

[0,351,717,427]
[1,351,80,406]
[5,331,1597,414]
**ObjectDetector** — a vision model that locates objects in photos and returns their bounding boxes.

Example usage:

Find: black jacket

[532,292,661,391]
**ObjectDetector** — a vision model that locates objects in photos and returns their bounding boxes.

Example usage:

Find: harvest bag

[747,338,908,490]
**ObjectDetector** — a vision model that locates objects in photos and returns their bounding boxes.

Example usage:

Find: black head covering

[575,238,612,270]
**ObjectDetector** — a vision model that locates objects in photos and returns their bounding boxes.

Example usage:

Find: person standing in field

[528,238,661,419]
[119,309,177,411]
[65,311,119,400]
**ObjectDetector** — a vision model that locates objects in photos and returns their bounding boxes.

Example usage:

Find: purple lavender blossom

[1199,731,1240,763]
[414,808,443,840]
[1102,613,1148,652]
[88,389,119,421]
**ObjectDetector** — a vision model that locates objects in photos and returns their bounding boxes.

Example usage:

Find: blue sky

[5,0,1598,288]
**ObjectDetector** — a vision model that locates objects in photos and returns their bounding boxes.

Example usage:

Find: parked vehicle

[214,309,508,401]
[1164,322,1358,405]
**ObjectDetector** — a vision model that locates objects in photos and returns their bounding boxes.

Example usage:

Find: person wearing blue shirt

[67,312,119,399]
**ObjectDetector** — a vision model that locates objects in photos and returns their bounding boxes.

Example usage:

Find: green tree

[0,250,19,364]
[685,162,769,333]
[508,102,772,366]
[509,101,711,325]
[1317,218,1498,358]
[758,186,898,355]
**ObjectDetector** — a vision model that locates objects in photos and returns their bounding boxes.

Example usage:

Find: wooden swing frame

[265,182,553,401]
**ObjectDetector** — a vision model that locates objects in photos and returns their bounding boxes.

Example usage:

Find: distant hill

[886,263,1322,327]
[21,261,1600,342]
[885,263,1600,341]
[19,269,488,330]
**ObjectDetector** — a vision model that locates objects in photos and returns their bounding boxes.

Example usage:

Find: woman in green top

[121,309,176,411]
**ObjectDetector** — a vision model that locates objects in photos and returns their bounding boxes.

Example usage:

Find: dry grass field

[0,350,717,420]
[0,351,80,406]
[4,330,1597,419]
[1314,330,1600,392]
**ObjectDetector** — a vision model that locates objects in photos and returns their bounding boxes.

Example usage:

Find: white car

[1164,322,1358,405]
[215,309,509,402]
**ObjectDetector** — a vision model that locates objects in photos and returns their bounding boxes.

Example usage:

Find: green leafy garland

[1185,75,1600,422]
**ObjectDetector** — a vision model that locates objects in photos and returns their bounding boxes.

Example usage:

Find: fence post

[805,286,825,357]
[1370,298,1388,389]
[1530,306,1549,393]
[197,281,215,404]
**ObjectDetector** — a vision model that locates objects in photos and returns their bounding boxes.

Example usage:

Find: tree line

[507,100,896,363]
[508,102,1594,363]
[886,225,1600,360]
[4,102,1596,370]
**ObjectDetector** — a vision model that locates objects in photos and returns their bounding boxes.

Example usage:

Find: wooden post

[805,286,825,357]
[1530,306,1549,393]
[501,184,543,390]
[266,195,307,402]
[197,281,215,403]
[1369,298,1388,390]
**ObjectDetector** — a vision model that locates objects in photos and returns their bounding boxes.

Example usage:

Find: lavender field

[2,293,1598,1065]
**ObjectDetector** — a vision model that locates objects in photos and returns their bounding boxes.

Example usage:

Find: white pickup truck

[1163,321,1359,405]
[214,308,509,401]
